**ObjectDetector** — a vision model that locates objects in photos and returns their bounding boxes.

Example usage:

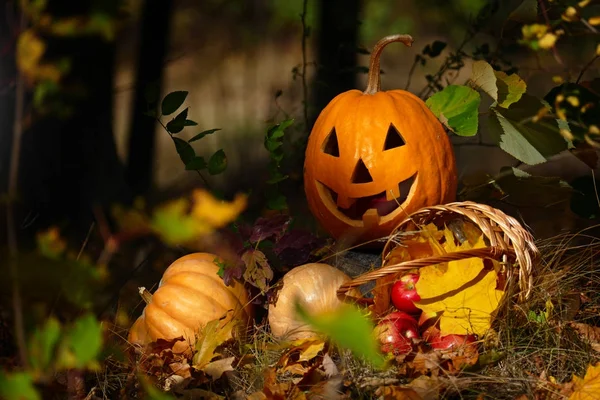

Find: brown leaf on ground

[568,322,600,353]
[375,385,423,400]
[203,356,234,381]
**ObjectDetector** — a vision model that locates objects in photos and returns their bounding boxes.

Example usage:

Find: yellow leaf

[569,363,600,400]
[538,33,558,49]
[191,190,247,228]
[589,16,600,26]
[192,315,237,369]
[415,234,504,336]
[297,340,325,362]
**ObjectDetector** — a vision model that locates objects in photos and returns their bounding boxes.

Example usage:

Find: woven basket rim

[337,201,540,303]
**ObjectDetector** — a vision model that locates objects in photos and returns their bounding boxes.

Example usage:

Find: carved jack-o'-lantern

[304,34,458,246]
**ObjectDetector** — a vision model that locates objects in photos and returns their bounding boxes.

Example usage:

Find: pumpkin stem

[364,34,414,95]
[138,287,152,304]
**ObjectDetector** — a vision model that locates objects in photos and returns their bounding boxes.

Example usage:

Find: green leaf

[166,107,189,134]
[189,128,221,143]
[470,60,526,108]
[496,70,527,108]
[208,149,227,175]
[172,137,195,164]
[0,372,41,400]
[423,40,447,58]
[184,120,198,126]
[28,317,61,373]
[185,156,207,171]
[267,193,288,210]
[425,85,481,136]
[60,313,103,369]
[161,91,188,116]
[470,60,499,101]
[294,302,386,370]
[486,94,569,165]
[150,199,197,245]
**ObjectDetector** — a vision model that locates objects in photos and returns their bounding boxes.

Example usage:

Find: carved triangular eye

[351,159,373,183]
[383,123,406,150]
[322,127,340,157]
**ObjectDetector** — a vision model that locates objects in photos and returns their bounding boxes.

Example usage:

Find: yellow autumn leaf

[16,29,62,84]
[415,233,505,336]
[538,33,558,49]
[191,189,247,228]
[569,363,600,400]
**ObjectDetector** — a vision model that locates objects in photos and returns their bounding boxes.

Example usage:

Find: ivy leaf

[184,119,198,126]
[166,107,188,134]
[208,149,227,175]
[185,156,207,171]
[0,372,41,400]
[28,317,61,373]
[265,119,294,155]
[241,249,273,292]
[425,85,481,136]
[487,94,569,165]
[172,137,195,165]
[189,128,221,143]
[161,91,188,116]
[294,302,386,370]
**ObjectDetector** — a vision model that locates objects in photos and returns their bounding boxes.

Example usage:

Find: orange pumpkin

[304,34,457,246]
[128,252,253,354]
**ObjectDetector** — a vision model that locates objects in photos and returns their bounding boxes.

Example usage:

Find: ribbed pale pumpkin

[128,252,252,354]
[268,263,362,340]
[304,34,457,246]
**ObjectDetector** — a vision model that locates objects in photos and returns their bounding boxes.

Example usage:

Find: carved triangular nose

[351,159,373,183]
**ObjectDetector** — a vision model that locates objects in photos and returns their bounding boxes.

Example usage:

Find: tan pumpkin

[304,34,457,246]
[268,263,362,340]
[128,252,253,354]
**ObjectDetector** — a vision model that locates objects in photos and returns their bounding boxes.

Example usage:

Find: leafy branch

[144,89,227,187]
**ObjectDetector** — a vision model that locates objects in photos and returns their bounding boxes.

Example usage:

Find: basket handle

[336,246,515,300]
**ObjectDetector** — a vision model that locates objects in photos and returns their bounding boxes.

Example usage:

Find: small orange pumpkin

[304,34,457,246]
[128,252,253,354]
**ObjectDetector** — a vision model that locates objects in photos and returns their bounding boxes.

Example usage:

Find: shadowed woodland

[1,0,600,399]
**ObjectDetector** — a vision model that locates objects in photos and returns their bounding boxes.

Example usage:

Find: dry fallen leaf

[569,363,600,400]
[203,356,234,381]
[568,322,600,353]
[375,385,424,400]
[192,314,237,370]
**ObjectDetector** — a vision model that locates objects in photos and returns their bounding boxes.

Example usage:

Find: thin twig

[7,8,28,368]
[300,0,310,133]
[576,55,599,84]
[538,0,564,66]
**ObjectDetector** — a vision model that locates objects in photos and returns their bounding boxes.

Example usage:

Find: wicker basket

[337,201,540,304]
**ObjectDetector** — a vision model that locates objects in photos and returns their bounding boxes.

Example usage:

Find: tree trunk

[17,1,131,239]
[312,0,362,124]
[125,0,175,197]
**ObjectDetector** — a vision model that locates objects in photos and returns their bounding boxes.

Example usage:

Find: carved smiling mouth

[317,174,417,221]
